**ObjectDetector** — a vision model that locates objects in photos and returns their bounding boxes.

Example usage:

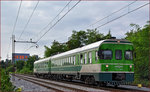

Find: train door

[114,44,123,64]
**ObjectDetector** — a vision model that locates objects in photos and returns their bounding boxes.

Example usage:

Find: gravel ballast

[10,75,53,91]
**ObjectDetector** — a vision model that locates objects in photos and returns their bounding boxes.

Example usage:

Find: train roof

[34,57,51,64]
[50,40,104,59]
[34,40,104,64]
[34,39,131,63]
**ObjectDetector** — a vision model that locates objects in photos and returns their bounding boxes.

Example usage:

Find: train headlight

[130,65,132,68]
[106,65,109,68]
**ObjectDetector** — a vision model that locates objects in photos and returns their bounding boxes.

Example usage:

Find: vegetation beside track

[125,23,150,87]
[15,56,38,74]
[0,67,15,91]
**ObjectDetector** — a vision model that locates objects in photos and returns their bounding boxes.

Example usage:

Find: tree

[0,69,15,91]
[104,30,112,39]
[26,56,38,71]
[44,29,112,57]
[67,30,87,50]
[125,22,149,86]
[86,29,104,45]
[44,40,68,57]
[44,46,52,57]
[0,60,5,69]
[15,60,25,71]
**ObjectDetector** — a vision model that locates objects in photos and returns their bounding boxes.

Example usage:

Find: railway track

[12,74,108,92]
[25,74,146,91]
[12,74,149,92]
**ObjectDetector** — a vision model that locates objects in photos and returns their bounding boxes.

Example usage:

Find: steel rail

[13,74,63,92]
[14,74,88,92]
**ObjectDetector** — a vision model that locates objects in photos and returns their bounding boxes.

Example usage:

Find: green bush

[19,66,32,74]
[6,65,14,73]
[133,79,149,87]
[0,69,15,91]
[126,23,150,87]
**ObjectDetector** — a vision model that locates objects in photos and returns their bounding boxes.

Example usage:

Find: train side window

[85,53,87,64]
[64,58,65,65]
[60,59,62,66]
[70,57,72,64]
[71,57,72,64]
[70,57,72,65]
[115,50,122,60]
[58,60,59,66]
[83,54,85,64]
[62,59,64,66]
[61,59,64,66]
[99,50,112,60]
[62,58,66,66]
[68,57,70,64]
[80,54,83,64]
[59,59,61,66]
[62,59,63,66]
[67,58,68,64]
[125,50,133,60]
[73,56,76,65]
[67,58,69,65]
[95,51,98,62]
[56,60,57,66]
[64,58,66,65]
[58,60,60,66]
[56,60,58,66]
[89,52,92,64]
[54,60,56,66]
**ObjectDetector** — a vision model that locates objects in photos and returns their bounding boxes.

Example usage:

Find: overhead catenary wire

[12,0,22,35]
[35,0,72,39]
[24,0,81,52]
[6,0,22,60]
[95,2,149,29]
[36,0,81,43]
[35,2,148,55]
[85,0,137,29]
[24,1,148,56]
[18,0,40,41]
[24,45,35,52]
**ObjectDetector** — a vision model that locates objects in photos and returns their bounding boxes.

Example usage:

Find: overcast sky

[1,0,149,60]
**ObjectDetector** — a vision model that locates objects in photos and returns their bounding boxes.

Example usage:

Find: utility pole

[11,35,38,81]
[12,35,15,81]
[12,35,15,64]
[12,35,38,64]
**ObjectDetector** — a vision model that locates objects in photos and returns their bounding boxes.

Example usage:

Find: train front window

[115,50,122,60]
[99,50,112,59]
[125,51,133,60]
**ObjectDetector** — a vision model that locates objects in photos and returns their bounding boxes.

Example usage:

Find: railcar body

[34,39,134,86]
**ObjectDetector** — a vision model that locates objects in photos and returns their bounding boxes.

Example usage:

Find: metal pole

[12,35,15,64]
[12,35,15,81]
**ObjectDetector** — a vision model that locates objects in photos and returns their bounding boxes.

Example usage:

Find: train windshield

[99,50,112,59]
[115,50,122,60]
[125,51,133,60]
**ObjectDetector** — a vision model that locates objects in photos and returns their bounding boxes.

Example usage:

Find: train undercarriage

[34,72,134,87]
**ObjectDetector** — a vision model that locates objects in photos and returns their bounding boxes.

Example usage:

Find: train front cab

[97,41,134,86]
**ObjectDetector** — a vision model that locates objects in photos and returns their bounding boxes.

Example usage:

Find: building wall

[12,53,30,62]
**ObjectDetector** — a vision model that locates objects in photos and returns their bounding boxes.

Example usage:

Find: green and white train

[34,39,134,86]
